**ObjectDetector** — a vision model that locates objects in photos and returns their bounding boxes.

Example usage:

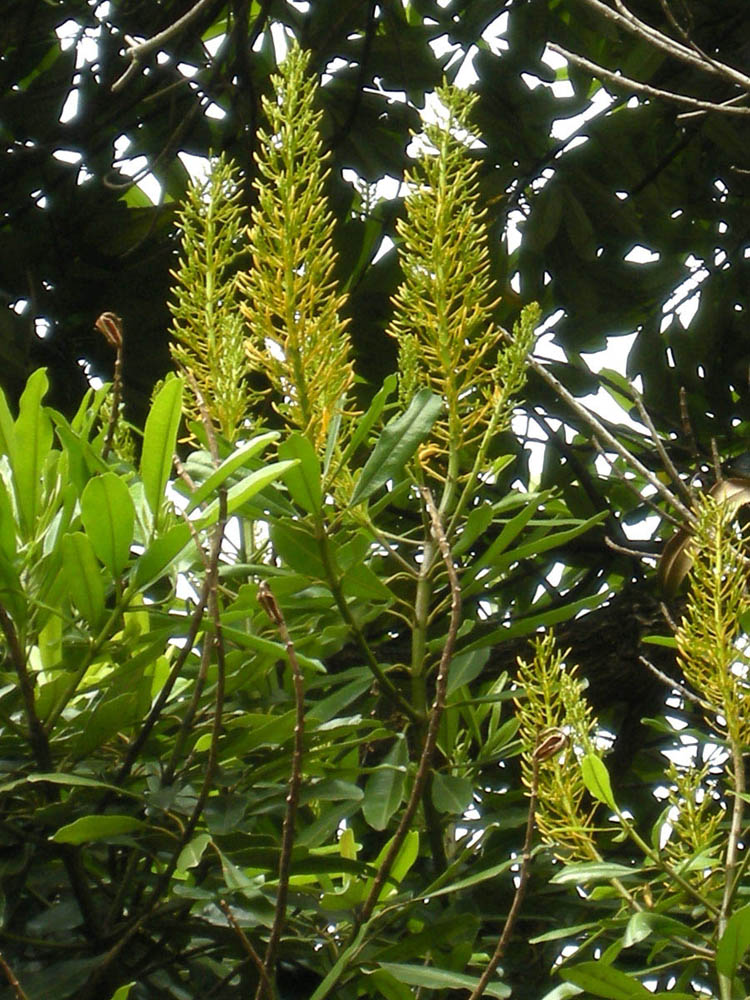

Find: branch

[360,486,461,923]
[219,899,273,998]
[548,42,750,117]
[0,603,52,771]
[521,342,696,525]
[575,0,750,92]
[0,951,30,1000]
[112,0,220,93]
[468,730,566,1000]
[255,581,306,1000]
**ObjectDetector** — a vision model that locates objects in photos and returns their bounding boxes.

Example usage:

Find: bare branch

[360,486,461,923]
[254,581,306,1000]
[0,603,52,771]
[548,43,750,117]
[219,899,273,1000]
[521,343,696,525]
[468,731,563,1000]
[112,0,219,93]
[0,950,30,1000]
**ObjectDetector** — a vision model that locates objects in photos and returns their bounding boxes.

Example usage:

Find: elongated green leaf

[560,961,652,999]
[81,473,135,576]
[463,511,608,597]
[378,963,510,999]
[141,375,183,528]
[462,493,547,584]
[362,736,408,830]
[279,432,322,513]
[716,903,750,976]
[350,389,442,505]
[0,386,15,461]
[334,373,397,474]
[184,431,279,512]
[52,814,147,844]
[550,861,639,885]
[462,591,608,652]
[14,367,52,537]
[133,522,192,589]
[581,753,617,811]
[61,531,105,627]
[193,460,298,529]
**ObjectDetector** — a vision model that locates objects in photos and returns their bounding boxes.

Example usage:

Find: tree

[1,4,750,999]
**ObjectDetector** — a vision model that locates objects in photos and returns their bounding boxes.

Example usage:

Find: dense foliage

[2,4,750,1000]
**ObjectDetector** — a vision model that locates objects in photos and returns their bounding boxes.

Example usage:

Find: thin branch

[631,390,695,508]
[112,0,219,92]
[720,741,746,944]
[579,0,750,91]
[637,654,704,706]
[521,342,696,525]
[468,730,566,1000]
[219,899,273,998]
[360,487,461,923]
[0,603,52,771]
[254,581,305,1000]
[0,951,30,1000]
[111,578,210,790]
[548,43,750,117]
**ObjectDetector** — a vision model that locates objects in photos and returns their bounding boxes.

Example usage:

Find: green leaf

[550,861,640,885]
[581,753,617,810]
[133,522,192,589]
[81,473,135,576]
[108,984,135,1000]
[350,389,443,505]
[335,373,398,473]
[0,385,15,461]
[51,814,147,845]
[431,772,473,814]
[184,431,279,512]
[560,961,652,999]
[177,833,213,871]
[61,531,106,627]
[141,375,183,528]
[13,367,53,537]
[193,460,298,529]
[362,736,408,830]
[716,903,750,977]
[279,432,322,513]
[446,648,490,696]
[378,963,510,999]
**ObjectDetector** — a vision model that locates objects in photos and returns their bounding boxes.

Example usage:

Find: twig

[521,342,696,525]
[219,899,273,998]
[0,951,30,1000]
[254,581,305,1000]
[631,390,695,508]
[111,577,210,790]
[604,535,658,560]
[548,43,750,117]
[112,0,219,92]
[578,0,750,91]
[0,603,52,771]
[637,654,704,706]
[359,487,461,923]
[467,730,566,1000]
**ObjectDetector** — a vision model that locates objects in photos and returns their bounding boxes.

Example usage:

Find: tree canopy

[1,3,750,999]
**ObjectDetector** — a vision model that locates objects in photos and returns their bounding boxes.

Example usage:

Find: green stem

[316,520,421,723]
